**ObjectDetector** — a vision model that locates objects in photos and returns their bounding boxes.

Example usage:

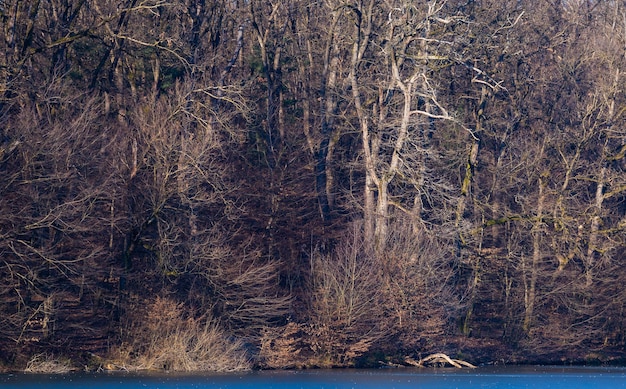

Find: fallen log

[405,353,476,369]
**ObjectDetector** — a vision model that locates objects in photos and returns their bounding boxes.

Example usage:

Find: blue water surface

[1,366,625,388]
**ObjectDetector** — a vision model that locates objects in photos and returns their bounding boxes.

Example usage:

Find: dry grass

[121,297,251,372]
[24,353,74,374]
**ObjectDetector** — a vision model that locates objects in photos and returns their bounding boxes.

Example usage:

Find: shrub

[258,322,305,369]
[302,219,462,366]
[304,223,385,366]
[24,354,74,374]
[122,297,250,372]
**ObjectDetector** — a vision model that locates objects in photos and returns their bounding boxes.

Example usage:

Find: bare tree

[345,1,485,252]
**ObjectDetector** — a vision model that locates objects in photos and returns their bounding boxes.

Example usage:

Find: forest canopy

[1,0,625,371]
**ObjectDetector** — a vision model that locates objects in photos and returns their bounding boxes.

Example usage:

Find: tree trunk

[524,175,546,333]
[586,164,606,288]
[315,12,340,222]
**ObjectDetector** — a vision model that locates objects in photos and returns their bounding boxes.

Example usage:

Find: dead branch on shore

[405,353,476,369]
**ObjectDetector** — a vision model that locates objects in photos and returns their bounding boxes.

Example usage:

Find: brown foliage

[258,322,305,369]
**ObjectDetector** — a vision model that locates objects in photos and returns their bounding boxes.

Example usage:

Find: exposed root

[405,353,476,369]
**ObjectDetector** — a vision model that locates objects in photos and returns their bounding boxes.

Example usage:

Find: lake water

[1,366,625,388]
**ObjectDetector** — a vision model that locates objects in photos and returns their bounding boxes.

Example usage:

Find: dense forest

[1,0,626,372]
